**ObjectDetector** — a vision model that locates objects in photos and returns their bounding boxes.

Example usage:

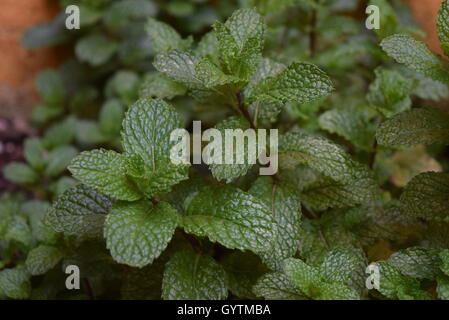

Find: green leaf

[400,172,449,221]
[182,185,277,252]
[42,117,76,149]
[139,72,187,100]
[253,271,304,299]
[162,250,227,300]
[437,276,449,300]
[145,18,192,54]
[376,107,449,147]
[319,247,367,294]
[23,138,46,171]
[249,177,301,270]
[367,67,415,117]
[99,99,124,136]
[318,106,375,150]
[105,200,179,268]
[279,131,379,205]
[440,250,449,276]
[75,34,118,66]
[121,262,164,300]
[437,0,449,56]
[381,34,449,83]
[214,8,265,81]
[387,247,441,280]
[25,245,64,276]
[208,116,254,183]
[153,50,203,88]
[248,62,333,104]
[36,70,66,106]
[44,145,77,177]
[47,184,113,237]
[21,200,59,245]
[69,149,142,201]
[3,162,38,184]
[373,261,431,300]
[121,98,190,197]
[283,258,360,300]
[0,266,31,299]
[21,13,68,49]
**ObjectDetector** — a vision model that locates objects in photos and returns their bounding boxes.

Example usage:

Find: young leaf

[145,18,192,54]
[400,172,449,221]
[214,8,265,81]
[367,67,415,117]
[209,116,254,183]
[248,62,333,104]
[376,107,449,147]
[162,250,227,300]
[25,245,64,276]
[121,98,190,197]
[380,34,449,83]
[47,184,113,237]
[182,185,277,252]
[104,200,179,268]
[69,149,143,201]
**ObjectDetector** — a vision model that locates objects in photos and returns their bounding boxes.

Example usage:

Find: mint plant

[2,0,449,300]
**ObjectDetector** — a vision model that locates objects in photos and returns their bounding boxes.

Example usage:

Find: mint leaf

[279,131,379,205]
[182,185,277,252]
[75,34,118,66]
[23,138,46,171]
[373,261,431,300]
[253,271,304,300]
[437,0,449,56]
[25,245,64,276]
[387,247,441,280]
[3,162,38,184]
[214,8,265,81]
[36,70,66,106]
[162,250,227,300]
[283,258,360,300]
[381,34,449,83]
[248,62,333,104]
[318,106,375,150]
[367,67,415,117]
[121,98,190,197]
[437,276,449,300]
[209,116,253,183]
[69,149,142,201]
[400,172,449,221]
[145,18,192,54]
[139,72,187,100]
[440,250,449,276]
[376,107,449,147]
[153,50,203,88]
[104,200,179,267]
[45,145,77,177]
[47,184,113,237]
[99,99,124,137]
[249,177,301,270]
[0,266,31,300]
